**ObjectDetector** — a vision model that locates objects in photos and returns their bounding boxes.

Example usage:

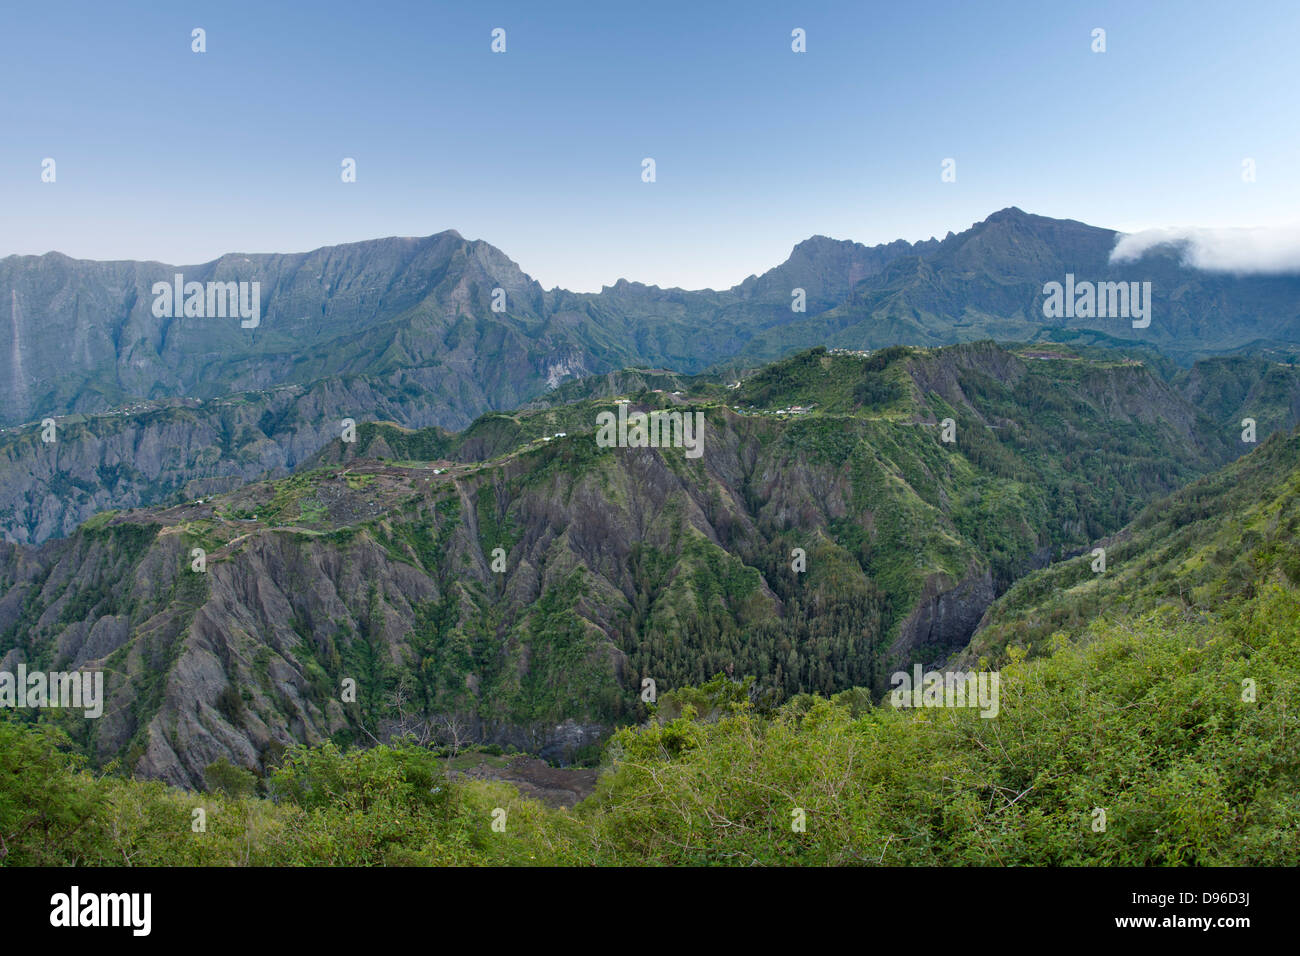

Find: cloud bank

[1110,225,1300,275]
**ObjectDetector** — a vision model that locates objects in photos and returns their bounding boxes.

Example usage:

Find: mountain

[0,377,461,545]
[1,232,576,428]
[6,413,1300,866]
[0,229,929,430]
[8,211,1299,438]
[3,341,1292,789]
[6,209,1300,548]
[730,209,1300,365]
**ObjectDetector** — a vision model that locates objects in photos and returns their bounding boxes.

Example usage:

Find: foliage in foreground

[2,577,1297,866]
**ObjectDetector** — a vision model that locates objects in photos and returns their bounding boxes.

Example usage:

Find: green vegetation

[4,570,1296,865]
[970,425,1300,662]
[5,342,1299,806]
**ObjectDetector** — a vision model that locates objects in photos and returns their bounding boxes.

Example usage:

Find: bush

[203,757,258,798]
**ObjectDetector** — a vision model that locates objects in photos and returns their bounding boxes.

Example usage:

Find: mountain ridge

[7,207,1298,432]
[5,207,1300,548]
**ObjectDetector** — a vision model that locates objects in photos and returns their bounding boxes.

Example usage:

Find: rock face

[723,209,1300,369]
[889,567,996,670]
[0,234,546,424]
[0,380,463,545]
[6,209,1300,437]
[0,229,926,546]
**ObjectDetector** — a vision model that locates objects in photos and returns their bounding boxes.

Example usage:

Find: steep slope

[0,342,1269,789]
[965,422,1300,663]
[1173,355,1300,436]
[0,229,930,429]
[1,233,546,422]
[0,375,468,545]
[8,208,1300,431]
[6,337,1295,550]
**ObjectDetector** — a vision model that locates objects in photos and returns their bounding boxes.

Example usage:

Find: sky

[2,0,1298,291]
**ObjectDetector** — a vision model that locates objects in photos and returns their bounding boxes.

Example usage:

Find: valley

[3,339,1297,794]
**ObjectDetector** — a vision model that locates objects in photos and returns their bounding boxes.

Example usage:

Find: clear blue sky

[2,0,1297,291]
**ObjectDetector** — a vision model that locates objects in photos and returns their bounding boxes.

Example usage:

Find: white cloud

[1110,225,1300,275]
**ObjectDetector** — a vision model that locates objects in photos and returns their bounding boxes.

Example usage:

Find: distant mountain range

[3,207,1300,547]
[6,208,1299,431]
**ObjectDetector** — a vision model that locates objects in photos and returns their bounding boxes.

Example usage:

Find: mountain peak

[985,206,1029,223]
